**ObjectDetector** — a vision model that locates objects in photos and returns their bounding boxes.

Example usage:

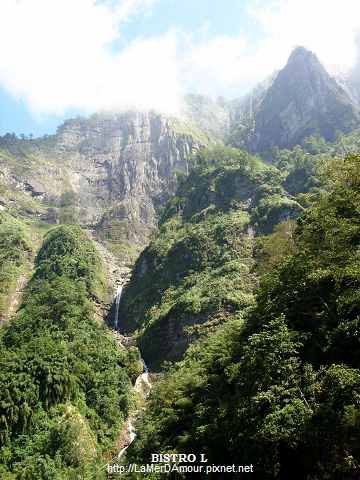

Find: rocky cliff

[1,108,226,264]
[246,46,359,151]
[1,47,359,267]
[56,112,200,255]
[120,147,301,367]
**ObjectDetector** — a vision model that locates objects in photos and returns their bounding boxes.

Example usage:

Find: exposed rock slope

[1,47,359,267]
[0,111,209,263]
[246,46,359,151]
[56,112,198,248]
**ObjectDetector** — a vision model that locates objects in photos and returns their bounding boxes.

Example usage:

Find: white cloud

[0,0,359,122]
[114,0,164,22]
[247,0,360,72]
[181,32,285,97]
[181,0,360,96]
[96,31,182,113]
[0,0,181,119]
[183,33,248,89]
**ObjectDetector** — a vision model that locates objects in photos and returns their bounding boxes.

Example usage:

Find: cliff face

[56,112,200,251]
[1,48,359,267]
[246,47,359,151]
[120,147,302,366]
[0,94,235,263]
[0,111,209,263]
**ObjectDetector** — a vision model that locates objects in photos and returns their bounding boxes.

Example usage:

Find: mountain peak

[288,45,309,61]
[246,46,359,151]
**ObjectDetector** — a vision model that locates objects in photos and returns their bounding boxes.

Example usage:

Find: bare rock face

[0,111,204,262]
[247,47,359,151]
[56,112,199,242]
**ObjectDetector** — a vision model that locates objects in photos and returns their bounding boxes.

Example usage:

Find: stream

[141,358,152,390]
[118,421,136,459]
[114,282,151,460]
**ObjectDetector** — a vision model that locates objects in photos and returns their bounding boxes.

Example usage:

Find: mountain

[2,44,360,480]
[0,47,358,267]
[129,156,360,480]
[0,107,228,266]
[245,46,359,151]
[120,146,301,366]
[0,223,142,479]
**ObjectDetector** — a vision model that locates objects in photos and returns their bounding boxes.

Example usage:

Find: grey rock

[246,47,359,151]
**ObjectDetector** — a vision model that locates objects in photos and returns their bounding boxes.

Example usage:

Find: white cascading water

[142,358,148,372]
[118,421,136,459]
[141,358,152,389]
[114,290,152,460]
[114,284,122,331]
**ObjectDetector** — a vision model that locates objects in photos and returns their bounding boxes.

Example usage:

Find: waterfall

[114,284,122,331]
[142,358,148,373]
[114,302,151,461]
[141,358,152,390]
[118,421,136,459]
[129,421,136,442]
[117,361,152,460]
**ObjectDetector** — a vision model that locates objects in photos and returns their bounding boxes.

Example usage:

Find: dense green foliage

[0,225,141,480]
[121,146,300,366]
[274,129,360,196]
[124,152,360,479]
[3,107,360,479]
[0,213,33,316]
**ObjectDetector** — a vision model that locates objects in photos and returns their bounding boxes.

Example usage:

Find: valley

[1,46,360,479]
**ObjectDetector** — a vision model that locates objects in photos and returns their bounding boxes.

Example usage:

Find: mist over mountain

[242,46,359,151]
[1,46,360,479]
[1,46,358,260]
[334,32,360,110]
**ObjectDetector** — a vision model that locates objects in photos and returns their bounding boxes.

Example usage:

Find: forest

[1,124,360,479]
[0,224,141,479]
[122,137,360,479]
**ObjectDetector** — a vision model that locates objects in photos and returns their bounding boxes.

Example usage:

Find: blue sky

[0,0,359,138]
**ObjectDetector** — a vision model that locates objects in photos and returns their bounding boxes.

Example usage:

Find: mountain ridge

[245,46,359,151]
[1,45,360,480]
[1,46,359,268]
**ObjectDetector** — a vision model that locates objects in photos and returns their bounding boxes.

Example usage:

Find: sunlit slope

[0,212,33,320]
[121,146,301,367]
[0,224,141,480]
[127,152,360,480]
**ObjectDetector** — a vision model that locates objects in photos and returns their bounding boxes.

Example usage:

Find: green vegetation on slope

[170,93,232,147]
[121,146,300,367]
[3,108,360,479]
[0,136,63,225]
[0,212,33,317]
[125,152,360,479]
[0,224,141,480]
